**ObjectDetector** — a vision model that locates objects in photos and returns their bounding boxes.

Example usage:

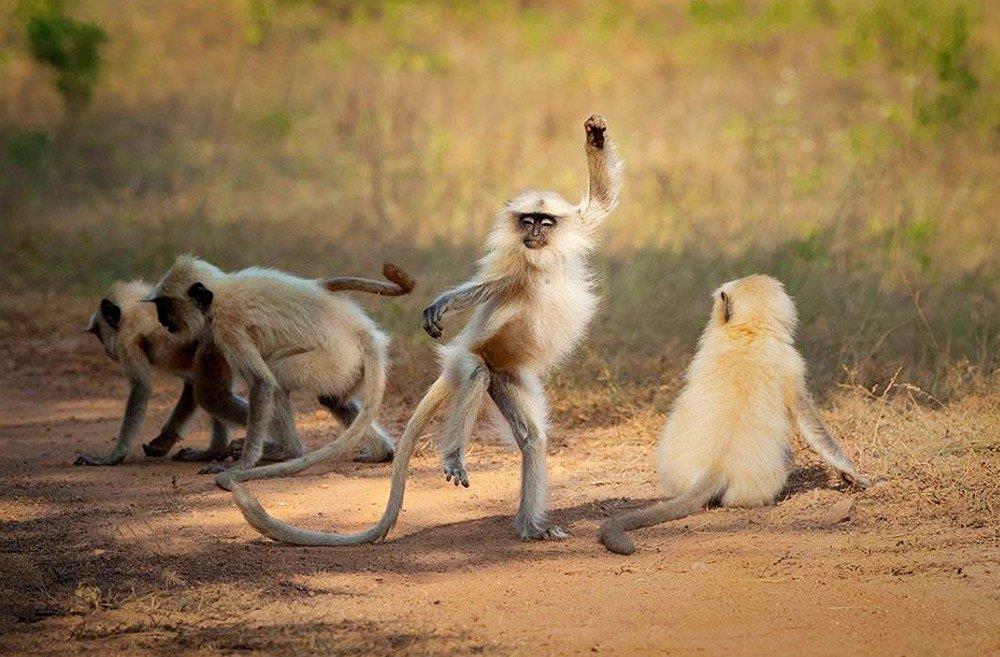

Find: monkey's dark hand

[422,302,445,339]
[142,429,181,457]
[841,471,870,490]
[74,451,126,466]
[585,114,607,149]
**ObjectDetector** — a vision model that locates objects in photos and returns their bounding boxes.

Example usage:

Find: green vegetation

[0,0,996,401]
[15,0,107,112]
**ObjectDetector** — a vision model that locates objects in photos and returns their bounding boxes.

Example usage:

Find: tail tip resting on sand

[599,521,637,555]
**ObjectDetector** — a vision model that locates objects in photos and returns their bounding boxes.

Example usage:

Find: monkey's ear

[187,282,214,311]
[100,299,122,329]
[720,291,732,323]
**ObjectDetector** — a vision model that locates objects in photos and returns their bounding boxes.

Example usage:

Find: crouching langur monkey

[599,275,869,555]
[146,261,413,481]
[229,114,624,544]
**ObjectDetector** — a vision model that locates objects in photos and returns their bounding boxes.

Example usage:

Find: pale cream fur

[600,274,868,555]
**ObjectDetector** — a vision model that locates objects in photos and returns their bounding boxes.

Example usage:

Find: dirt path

[1,337,997,656]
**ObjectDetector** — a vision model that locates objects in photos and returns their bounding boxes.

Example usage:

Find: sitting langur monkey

[229,115,623,543]
[148,259,412,481]
[599,274,869,555]
[77,265,412,466]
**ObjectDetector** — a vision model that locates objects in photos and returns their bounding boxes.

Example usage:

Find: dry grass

[0,1,996,472]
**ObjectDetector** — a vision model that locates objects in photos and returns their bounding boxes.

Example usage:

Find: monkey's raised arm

[794,394,869,489]
[422,277,513,339]
[580,115,623,227]
[75,370,152,466]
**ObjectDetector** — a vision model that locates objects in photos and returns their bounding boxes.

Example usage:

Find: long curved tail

[599,471,725,555]
[229,375,453,546]
[216,331,387,490]
[320,262,415,297]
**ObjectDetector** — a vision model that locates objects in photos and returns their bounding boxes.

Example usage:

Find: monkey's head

[147,256,223,340]
[86,281,153,359]
[712,274,798,340]
[488,190,593,269]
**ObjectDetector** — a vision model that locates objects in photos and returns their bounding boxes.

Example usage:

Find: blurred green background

[1,0,996,410]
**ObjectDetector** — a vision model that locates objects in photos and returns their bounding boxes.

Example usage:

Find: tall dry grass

[0,0,997,401]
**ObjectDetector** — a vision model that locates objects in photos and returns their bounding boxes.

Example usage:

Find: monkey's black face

[518,213,557,249]
[150,296,180,333]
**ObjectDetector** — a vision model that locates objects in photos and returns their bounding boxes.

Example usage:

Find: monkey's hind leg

[318,396,395,464]
[488,371,565,541]
[439,365,489,488]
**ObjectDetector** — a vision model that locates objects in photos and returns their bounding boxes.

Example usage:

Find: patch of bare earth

[1,335,997,656]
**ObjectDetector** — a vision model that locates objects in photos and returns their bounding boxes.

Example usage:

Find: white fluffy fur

[658,275,800,507]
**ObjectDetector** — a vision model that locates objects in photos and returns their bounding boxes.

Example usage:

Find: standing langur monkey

[147,260,413,481]
[230,115,623,544]
[600,275,869,555]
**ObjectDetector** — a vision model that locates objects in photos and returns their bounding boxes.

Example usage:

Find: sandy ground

[1,336,997,656]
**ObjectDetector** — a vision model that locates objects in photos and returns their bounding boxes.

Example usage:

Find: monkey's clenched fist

[585,114,607,149]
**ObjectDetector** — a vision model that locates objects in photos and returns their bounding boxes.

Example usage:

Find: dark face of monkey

[149,296,180,333]
[149,283,214,335]
[87,299,122,358]
[518,212,557,249]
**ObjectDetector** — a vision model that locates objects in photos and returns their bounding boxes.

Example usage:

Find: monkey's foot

[172,447,229,462]
[585,115,607,149]
[355,444,394,464]
[198,462,231,475]
[442,454,470,488]
[74,452,126,467]
[142,429,181,457]
[517,524,569,541]
[841,471,871,490]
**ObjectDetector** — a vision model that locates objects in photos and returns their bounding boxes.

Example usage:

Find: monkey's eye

[540,218,556,227]
[520,217,534,227]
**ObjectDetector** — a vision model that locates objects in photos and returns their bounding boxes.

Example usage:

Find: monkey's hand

[422,302,445,339]
[74,451,126,466]
[142,429,181,457]
[585,114,607,149]
[841,470,870,490]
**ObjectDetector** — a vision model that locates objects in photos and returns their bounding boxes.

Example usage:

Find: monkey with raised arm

[599,275,869,555]
[147,260,412,484]
[229,115,623,544]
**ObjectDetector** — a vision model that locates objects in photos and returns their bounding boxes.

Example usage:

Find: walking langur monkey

[229,114,623,544]
[77,265,411,466]
[148,260,412,482]
[599,275,869,555]
[75,280,242,465]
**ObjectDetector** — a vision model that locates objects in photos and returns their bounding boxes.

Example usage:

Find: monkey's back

[214,269,387,394]
[658,333,798,507]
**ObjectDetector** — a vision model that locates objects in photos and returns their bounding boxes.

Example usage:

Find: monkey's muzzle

[522,237,547,249]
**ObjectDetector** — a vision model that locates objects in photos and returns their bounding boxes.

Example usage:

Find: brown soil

[1,335,997,656]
